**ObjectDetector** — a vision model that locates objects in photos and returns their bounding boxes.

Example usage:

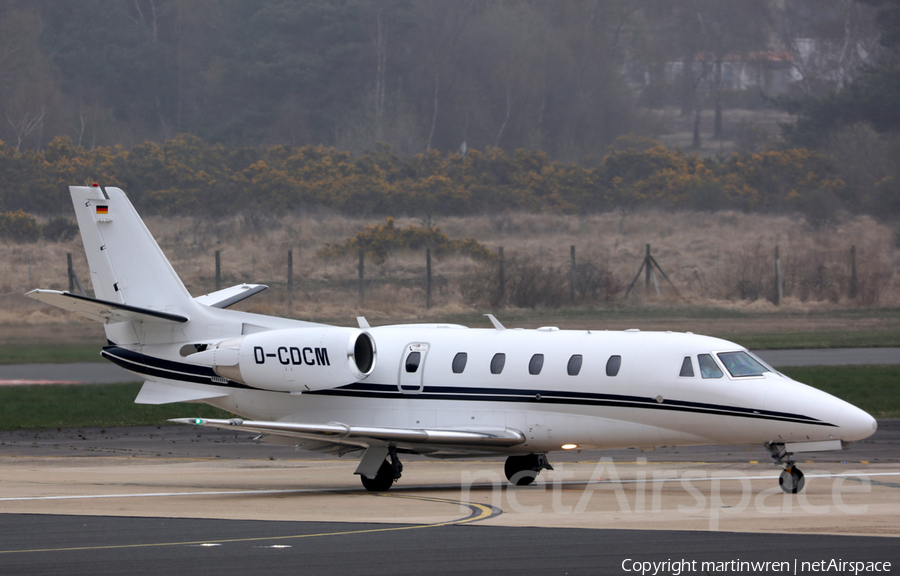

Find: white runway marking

[0,380,84,386]
[0,487,359,501]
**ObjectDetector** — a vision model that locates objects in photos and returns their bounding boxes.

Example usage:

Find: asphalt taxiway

[1,350,899,574]
[0,423,898,574]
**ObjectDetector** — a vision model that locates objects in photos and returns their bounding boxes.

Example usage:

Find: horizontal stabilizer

[170,418,526,448]
[25,290,188,324]
[194,284,268,309]
[135,380,229,405]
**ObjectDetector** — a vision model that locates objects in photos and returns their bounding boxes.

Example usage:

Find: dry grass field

[1,210,897,336]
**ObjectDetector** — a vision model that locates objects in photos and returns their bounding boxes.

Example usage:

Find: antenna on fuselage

[484,314,505,330]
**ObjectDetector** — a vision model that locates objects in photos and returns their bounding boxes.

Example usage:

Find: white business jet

[28,185,877,493]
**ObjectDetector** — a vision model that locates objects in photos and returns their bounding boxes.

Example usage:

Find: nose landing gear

[779,466,805,494]
[766,442,806,494]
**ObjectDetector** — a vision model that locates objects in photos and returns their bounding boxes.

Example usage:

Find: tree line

[0,134,879,229]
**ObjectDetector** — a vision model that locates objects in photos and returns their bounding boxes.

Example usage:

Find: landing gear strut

[766,442,805,494]
[360,446,403,492]
[504,453,553,486]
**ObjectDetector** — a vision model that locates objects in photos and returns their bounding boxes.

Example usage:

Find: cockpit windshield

[716,351,771,377]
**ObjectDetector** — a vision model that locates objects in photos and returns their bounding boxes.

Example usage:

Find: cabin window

[717,351,769,377]
[679,356,694,377]
[606,355,621,377]
[490,353,506,374]
[529,354,544,375]
[567,354,583,376]
[452,352,468,374]
[698,354,723,379]
[405,352,421,373]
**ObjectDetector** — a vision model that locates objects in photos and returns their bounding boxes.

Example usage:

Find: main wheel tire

[778,467,805,494]
[509,470,538,486]
[504,454,540,486]
[360,459,395,492]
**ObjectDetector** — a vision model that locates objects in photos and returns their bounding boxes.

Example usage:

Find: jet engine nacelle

[188,327,376,392]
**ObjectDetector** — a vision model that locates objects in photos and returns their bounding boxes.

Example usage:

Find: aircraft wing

[170,417,526,450]
[25,290,188,324]
[194,284,268,309]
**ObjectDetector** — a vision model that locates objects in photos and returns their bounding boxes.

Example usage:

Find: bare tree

[774,0,882,95]
[0,6,62,151]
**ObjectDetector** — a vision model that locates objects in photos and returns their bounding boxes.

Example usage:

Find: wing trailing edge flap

[169,418,526,449]
[25,290,188,324]
[135,380,229,405]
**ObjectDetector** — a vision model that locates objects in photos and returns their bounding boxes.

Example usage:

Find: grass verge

[725,330,900,350]
[0,383,232,430]
[780,365,900,419]
[0,366,896,430]
[0,343,104,365]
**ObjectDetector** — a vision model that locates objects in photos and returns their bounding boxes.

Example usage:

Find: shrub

[42,217,79,242]
[320,217,495,263]
[0,210,41,243]
[460,253,568,309]
[573,262,623,303]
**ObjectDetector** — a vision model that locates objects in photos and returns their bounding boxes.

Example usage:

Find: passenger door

[398,343,429,394]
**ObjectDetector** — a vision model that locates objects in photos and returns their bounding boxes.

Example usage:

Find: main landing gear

[504,453,553,486]
[766,442,805,494]
[360,446,403,492]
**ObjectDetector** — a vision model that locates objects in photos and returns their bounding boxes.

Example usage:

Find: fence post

[358,248,365,307]
[426,248,433,309]
[645,244,652,288]
[774,245,783,306]
[849,245,858,299]
[570,245,576,305]
[67,253,74,293]
[215,250,221,291]
[287,249,293,309]
[498,246,505,305]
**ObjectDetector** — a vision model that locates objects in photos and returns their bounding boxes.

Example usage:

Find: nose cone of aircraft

[837,401,878,442]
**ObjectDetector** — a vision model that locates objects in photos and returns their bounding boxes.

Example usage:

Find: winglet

[484,314,505,330]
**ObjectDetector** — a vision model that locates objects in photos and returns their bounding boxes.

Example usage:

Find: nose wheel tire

[779,467,805,494]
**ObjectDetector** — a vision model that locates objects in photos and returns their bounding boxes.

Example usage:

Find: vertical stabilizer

[70,185,194,315]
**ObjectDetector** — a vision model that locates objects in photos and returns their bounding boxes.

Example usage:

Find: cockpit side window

[698,354,723,379]
[717,351,770,377]
[679,356,694,377]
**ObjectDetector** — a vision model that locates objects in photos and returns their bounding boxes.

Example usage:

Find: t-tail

[26,185,199,346]
[69,185,194,315]
[26,185,279,348]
